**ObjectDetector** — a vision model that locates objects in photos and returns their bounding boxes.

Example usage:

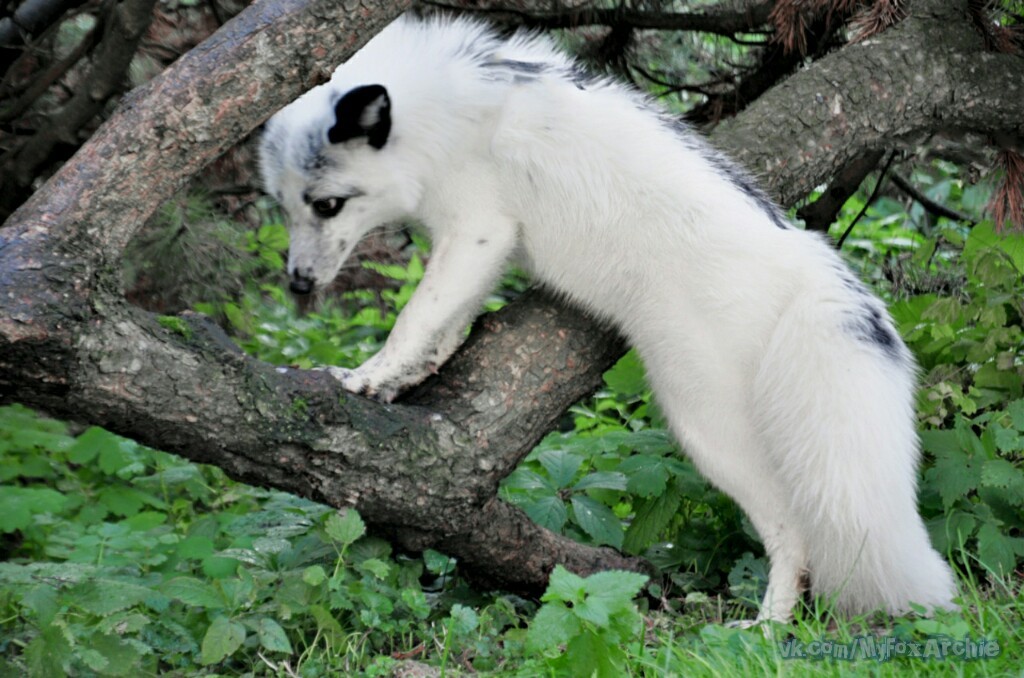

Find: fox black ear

[328,84,391,149]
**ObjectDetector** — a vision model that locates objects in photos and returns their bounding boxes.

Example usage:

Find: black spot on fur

[302,130,322,165]
[329,85,391,149]
[667,120,789,229]
[489,59,546,74]
[705,152,790,230]
[852,303,903,360]
[834,264,870,296]
[569,65,597,90]
[304,152,329,171]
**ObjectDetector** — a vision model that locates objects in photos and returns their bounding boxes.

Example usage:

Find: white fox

[259,15,957,622]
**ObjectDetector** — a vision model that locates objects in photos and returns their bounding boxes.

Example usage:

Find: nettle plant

[889,223,1024,578]
[0,406,470,675]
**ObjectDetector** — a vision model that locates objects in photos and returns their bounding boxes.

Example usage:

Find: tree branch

[0,0,158,219]
[0,0,89,79]
[686,9,846,126]
[716,0,1024,207]
[889,172,977,224]
[797,148,885,232]
[0,11,100,123]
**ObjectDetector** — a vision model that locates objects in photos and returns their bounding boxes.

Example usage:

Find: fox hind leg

[652,382,809,624]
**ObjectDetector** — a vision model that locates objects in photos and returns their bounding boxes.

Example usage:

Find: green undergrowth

[3,163,1024,675]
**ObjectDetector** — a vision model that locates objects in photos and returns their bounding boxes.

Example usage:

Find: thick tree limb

[718,0,1024,207]
[2,0,1023,593]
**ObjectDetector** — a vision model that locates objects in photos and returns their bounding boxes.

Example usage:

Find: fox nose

[289,274,315,295]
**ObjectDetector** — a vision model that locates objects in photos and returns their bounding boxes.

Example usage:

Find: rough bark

[718,0,1024,207]
[1,0,1023,593]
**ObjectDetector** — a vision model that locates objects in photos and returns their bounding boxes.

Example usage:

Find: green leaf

[0,487,67,533]
[21,585,59,625]
[177,535,215,560]
[525,602,579,654]
[564,630,625,678]
[124,510,167,530]
[423,549,455,575]
[310,604,345,643]
[927,510,977,553]
[357,557,390,579]
[572,592,612,626]
[920,429,961,457]
[623,484,682,554]
[1009,399,1024,430]
[928,449,982,507]
[448,603,479,637]
[543,565,586,605]
[69,579,152,616]
[993,425,1023,454]
[617,455,669,497]
[603,349,648,396]
[976,523,1023,576]
[67,426,118,464]
[258,617,293,654]
[25,624,71,677]
[573,471,628,491]
[964,222,1024,274]
[202,555,240,579]
[162,577,224,609]
[256,223,290,251]
[98,486,148,517]
[200,616,246,665]
[503,468,554,491]
[324,509,366,548]
[538,449,583,488]
[582,570,648,618]
[302,565,327,586]
[98,440,134,475]
[522,495,568,532]
[728,552,769,606]
[88,632,145,676]
[980,458,1024,503]
[571,495,623,549]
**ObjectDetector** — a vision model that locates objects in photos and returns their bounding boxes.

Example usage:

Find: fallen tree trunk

[1,0,1021,593]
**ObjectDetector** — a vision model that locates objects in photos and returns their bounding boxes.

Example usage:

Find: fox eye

[311,197,345,218]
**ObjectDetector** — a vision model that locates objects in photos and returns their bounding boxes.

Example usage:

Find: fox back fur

[260,14,957,622]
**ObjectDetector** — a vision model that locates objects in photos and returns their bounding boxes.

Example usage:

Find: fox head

[260,84,420,295]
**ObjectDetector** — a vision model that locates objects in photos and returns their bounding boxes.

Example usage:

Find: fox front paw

[322,366,400,403]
